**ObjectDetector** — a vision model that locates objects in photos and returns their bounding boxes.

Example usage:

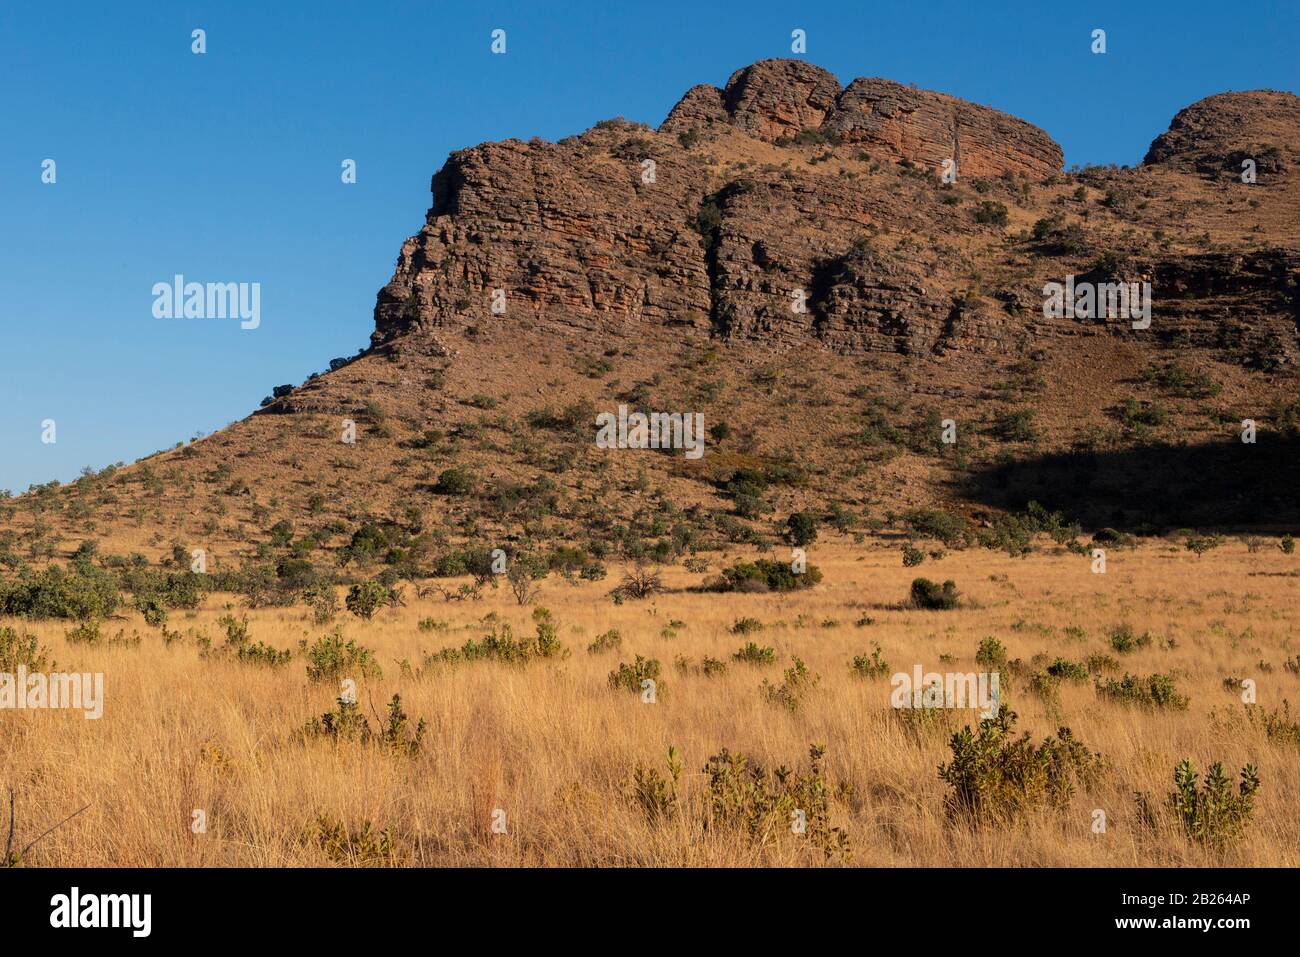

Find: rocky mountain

[9,60,1299,566]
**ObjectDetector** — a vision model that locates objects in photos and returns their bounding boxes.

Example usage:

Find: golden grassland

[2,539,1297,867]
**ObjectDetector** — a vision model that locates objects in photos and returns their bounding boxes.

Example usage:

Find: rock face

[1144,90,1300,177]
[664,59,1064,179]
[369,59,1297,371]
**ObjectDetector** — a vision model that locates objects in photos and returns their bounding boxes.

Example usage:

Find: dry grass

[3,539,1297,867]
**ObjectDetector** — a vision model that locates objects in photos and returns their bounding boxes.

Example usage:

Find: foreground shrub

[345,580,391,620]
[629,746,682,823]
[1109,625,1153,653]
[1167,760,1259,848]
[938,707,1102,824]
[309,815,406,866]
[200,614,293,667]
[703,744,850,861]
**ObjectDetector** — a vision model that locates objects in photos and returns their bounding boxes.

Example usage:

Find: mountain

[9,59,1299,569]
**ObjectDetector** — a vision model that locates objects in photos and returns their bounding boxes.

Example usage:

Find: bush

[609,655,662,694]
[910,578,960,610]
[428,608,568,666]
[939,707,1101,823]
[975,637,1006,667]
[760,657,820,712]
[303,693,426,756]
[731,641,775,664]
[1046,658,1089,683]
[729,617,763,636]
[902,509,970,548]
[783,512,818,547]
[716,559,822,593]
[0,626,50,671]
[433,467,477,495]
[850,644,890,678]
[0,564,121,620]
[1109,625,1152,654]
[972,201,1009,227]
[629,747,682,823]
[901,543,925,567]
[1167,760,1259,848]
[1095,672,1188,709]
[301,630,382,682]
[702,744,850,860]
[345,580,390,620]
[586,629,623,655]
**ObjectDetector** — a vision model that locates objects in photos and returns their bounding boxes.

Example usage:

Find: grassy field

[2,539,1297,867]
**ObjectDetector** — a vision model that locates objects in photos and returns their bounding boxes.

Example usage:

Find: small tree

[784,512,819,547]
[345,580,389,620]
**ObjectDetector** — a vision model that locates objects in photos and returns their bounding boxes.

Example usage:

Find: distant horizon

[3,0,1297,493]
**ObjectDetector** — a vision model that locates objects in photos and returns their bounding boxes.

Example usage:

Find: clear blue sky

[2,0,1296,493]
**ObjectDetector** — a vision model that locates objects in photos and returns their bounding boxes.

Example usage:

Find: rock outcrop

[368,59,1297,371]
[1144,90,1300,178]
[664,59,1063,179]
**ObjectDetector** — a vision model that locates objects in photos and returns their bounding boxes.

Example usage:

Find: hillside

[5,59,1298,575]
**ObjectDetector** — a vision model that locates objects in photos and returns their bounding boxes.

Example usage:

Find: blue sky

[2,0,1296,493]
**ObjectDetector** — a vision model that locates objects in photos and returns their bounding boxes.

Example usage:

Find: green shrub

[1167,760,1259,848]
[938,707,1102,823]
[732,641,776,664]
[1095,672,1188,709]
[301,630,382,682]
[586,629,623,655]
[901,543,925,567]
[729,617,764,635]
[1109,625,1153,653]
[783,512,818,547]
[609,655,662,694]
[972,201,1009,227]
[850,644,890,678]
[910,578,960,610]
[760,657,820,712]
[1046,658,1089,683]
[0,564,121,620]
[629,746,682,823]
[717,559,822,593]
[975,637,1006,667]
[429,608,568,666]
[433,467,477,495]
[0,626,50,671]
[304,693,426,756]
[345,580,390,620]
[702,744,850,860]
